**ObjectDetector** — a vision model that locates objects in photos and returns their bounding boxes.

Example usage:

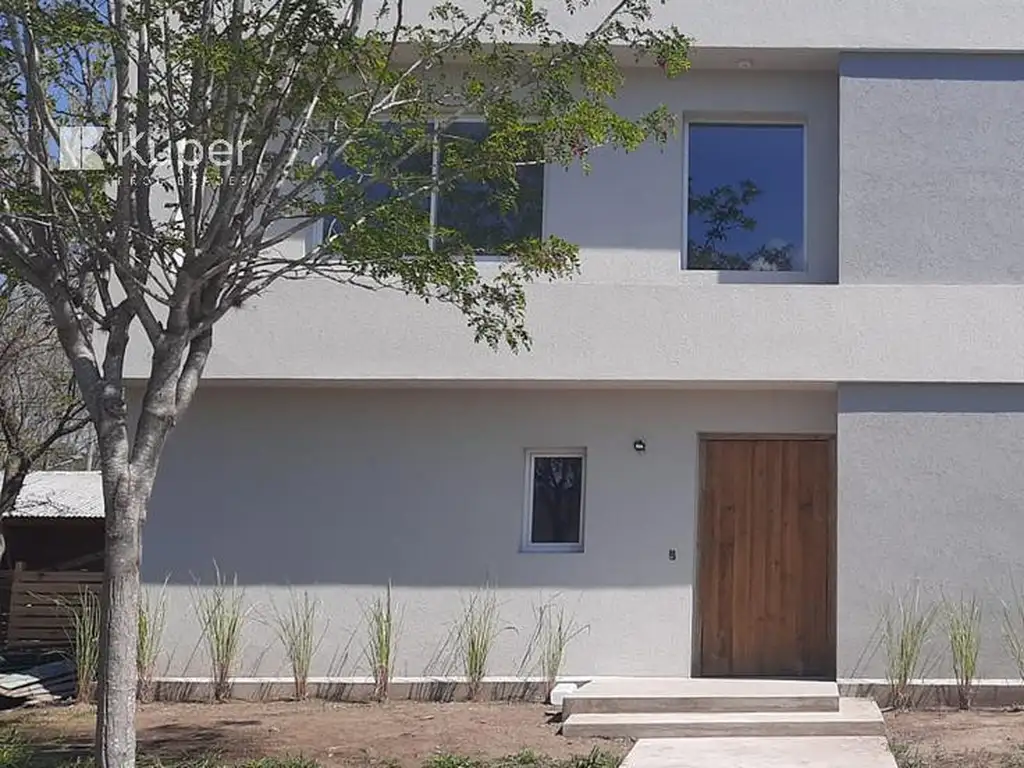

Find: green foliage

[518,599,587,698]
[0,754,278,768]
[2,5,689,756]
[0,729,620,768]
[138,582,169,702]
[363,581,400,703]
[0,0,691,352]
[65,587,102,704]
[24,756,324,768]
[942,592,982,711]
[0,728,32,768]
[429,751,621,768]
[456,584,509,700]
[1002,576,1024,682]
[888,740,929,768]
[494,751,542,768]
[881,585,937,710]
[428,756,481,768]
[556,750,622,768]
[268,589,326,701]
[191,563,250,702]
[537,602,586,696]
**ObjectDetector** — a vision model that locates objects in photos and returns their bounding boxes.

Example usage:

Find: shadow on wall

[139,386,837,591]
[140,425,693,588]
[139,388,717,591]
[139,476,693,590]
[840,384,1024,414]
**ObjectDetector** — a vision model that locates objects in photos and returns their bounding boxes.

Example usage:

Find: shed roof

[9,472,103,519]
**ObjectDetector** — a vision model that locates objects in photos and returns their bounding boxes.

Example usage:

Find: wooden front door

[697,437,835,679]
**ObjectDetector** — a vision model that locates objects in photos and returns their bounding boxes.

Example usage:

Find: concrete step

[562,678,840,715]
[560,697,884,739]
[621,736,898,768]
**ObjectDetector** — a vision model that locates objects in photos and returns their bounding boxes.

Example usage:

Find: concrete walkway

[621,736,898,768]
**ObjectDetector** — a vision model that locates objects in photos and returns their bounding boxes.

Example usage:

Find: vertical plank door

[697,438,834,679]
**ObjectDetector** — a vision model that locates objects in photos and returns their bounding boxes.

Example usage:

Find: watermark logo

[58,126,252,172]
[59,126,106,171]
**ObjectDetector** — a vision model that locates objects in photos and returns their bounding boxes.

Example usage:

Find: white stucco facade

[133,6,1024,688]
[123,67,1024,387]
[144,387,835,679]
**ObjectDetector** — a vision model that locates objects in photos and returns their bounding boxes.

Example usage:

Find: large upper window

[327,121,544,254]
[522,450,585,553]
[685,123,805,272]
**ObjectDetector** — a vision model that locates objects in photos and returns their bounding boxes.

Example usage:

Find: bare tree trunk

[90,333,196,768]
[0,455,28,516]
[94,436,142,768]
[0,455,29,565]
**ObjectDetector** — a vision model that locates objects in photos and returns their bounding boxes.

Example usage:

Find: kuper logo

[58,126,106,171]
[58,126,251,171]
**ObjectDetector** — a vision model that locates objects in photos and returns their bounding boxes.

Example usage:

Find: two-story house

[131,2,1024,694]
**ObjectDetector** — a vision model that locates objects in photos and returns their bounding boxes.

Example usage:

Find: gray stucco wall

[142,386,835,679]
[840,53,1024,284]
[837,384,1024,679]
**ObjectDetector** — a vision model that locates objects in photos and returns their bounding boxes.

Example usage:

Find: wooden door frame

[691,433,837,679]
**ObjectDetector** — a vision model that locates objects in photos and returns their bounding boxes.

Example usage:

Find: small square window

[685,123,805,272]
[523,450,585,553]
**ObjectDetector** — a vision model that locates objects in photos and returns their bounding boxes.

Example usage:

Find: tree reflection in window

[530,455,584,546]
[686,124,804,271]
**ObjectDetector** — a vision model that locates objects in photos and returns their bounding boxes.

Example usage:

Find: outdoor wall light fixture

[633,439,646,453]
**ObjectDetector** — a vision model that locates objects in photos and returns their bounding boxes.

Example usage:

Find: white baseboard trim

[148,676,586,703]
[144,675,1024,707]
[839,678,1024,708]
[154,675,575,685]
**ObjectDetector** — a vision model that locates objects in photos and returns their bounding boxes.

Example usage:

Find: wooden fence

[2,568,103,649]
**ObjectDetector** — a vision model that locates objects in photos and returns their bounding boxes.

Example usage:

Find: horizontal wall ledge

[124,281,1024,385]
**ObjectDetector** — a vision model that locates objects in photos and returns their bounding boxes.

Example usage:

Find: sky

[687,123,805,268]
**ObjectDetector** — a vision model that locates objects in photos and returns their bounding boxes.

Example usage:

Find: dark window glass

[325,126,432,237]
[436,122,544,253]
[327,121,544,253]
[530,455,584,546]
[686,124,804,271]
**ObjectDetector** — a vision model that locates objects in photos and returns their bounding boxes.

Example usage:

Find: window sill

[679,269,816,285]
[520,544,584,555]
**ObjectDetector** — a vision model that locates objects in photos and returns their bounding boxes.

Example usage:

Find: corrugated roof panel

[9,472,103,518]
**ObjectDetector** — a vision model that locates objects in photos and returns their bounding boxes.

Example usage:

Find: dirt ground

[7,702,1024,767]
[3,700,629,767]
[885,710,1024,767]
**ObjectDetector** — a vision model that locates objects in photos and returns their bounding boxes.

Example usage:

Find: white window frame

[521,448,586,554]
[681,115,809,280]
